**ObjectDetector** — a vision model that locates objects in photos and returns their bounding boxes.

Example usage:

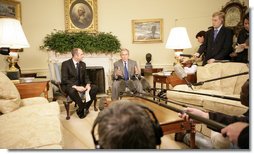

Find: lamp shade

[0,18,30,49]
[165,27,192,49]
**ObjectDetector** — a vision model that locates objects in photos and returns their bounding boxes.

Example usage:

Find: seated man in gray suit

[111,48,146,100]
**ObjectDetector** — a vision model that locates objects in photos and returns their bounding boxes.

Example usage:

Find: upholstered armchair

[0,71,62,149]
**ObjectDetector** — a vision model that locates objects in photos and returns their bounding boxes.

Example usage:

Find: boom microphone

[151,87,240,101]
[174,63,193,90]
[180,54,193,58]
[122,92,226,132]
[192,72,249,86]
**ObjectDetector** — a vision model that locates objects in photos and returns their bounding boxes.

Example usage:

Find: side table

[141,68,163,76]
[153,73,196,99]
[14,79,50,99]
[141,68,163,88]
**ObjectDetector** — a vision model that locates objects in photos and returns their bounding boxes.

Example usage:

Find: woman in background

[230,13,249,63]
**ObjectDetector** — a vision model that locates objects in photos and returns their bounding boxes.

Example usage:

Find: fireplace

[86,66,105,94]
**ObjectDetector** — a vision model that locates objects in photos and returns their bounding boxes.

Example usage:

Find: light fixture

[0,18,30,79]
[165,27,192,63]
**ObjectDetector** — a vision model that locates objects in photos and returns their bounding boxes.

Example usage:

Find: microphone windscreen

[180,54,192,58]
[0,48,10,55]
[174,64,187,79]
[99,97,106,111]
[128,81,137,93]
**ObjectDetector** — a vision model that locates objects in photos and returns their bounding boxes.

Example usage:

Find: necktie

[124,62,129,80]
[76,63,81,85]
[213,29,218,41]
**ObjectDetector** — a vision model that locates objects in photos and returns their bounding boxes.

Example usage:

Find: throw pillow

[0,71,21,113]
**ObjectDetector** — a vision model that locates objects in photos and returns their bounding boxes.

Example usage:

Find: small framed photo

[65,0,98,32]
[0,0,21,21]
[132,18,163,43]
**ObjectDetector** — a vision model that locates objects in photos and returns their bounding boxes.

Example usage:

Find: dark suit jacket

[208,110,249,149]
[61,59,91,92]
[232,28,249,63]
[198,26,233,65]
[208,110,249,126]
[238,126,249,149]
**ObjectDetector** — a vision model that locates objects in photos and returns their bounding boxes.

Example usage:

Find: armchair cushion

[0,71,21,114]
[0,101,62,149]
[21,97,49,106]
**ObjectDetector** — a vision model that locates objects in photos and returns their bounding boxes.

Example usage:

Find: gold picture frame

[64,0,98,32]
[0,0,21,21]
[132,18,163,43]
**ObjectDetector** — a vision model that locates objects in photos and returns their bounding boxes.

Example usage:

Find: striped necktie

[213,29,218,41]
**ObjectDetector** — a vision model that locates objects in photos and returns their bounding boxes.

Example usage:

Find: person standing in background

[230,13,249,63]
[194,30,206,65]
[194,12,233,65]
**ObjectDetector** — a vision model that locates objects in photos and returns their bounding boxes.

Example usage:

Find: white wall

[0,0,249,75]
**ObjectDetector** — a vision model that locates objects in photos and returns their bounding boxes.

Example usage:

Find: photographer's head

[240,79,249,107]
[91,100,163,149]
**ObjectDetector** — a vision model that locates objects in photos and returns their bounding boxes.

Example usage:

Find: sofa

[166,62,249,148]
[0,71,62,149]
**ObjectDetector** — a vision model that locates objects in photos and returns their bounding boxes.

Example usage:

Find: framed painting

[0,0,21,21]
[132,18,163,43]
[65,0,98,32]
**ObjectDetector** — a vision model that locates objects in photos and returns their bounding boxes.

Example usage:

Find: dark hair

[244,12,249,21]
[240,79,249,107]
[96,101,158,149]
[195,31,206,38]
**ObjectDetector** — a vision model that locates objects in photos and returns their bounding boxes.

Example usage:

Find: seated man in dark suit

[61,48,98,119]
[111,48,146,100]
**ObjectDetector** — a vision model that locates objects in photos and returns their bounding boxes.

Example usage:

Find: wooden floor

[58,96,190,149]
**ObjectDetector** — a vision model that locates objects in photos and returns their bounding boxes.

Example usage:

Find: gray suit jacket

[113,59,140,80]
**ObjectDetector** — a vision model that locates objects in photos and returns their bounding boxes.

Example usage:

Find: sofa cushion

[196,62,249,95]
[0,101,62,149]
[203,96,248,116]
[167,84,248,115]
[196,63,222,92]
[0,71,21,114]
[21,97,49,106]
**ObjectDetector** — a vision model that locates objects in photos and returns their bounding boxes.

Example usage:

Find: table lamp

[0,18,30,79]
[165,27,192,64]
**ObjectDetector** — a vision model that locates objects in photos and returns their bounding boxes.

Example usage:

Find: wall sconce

[0,18,30,79]
[165,27,192,63]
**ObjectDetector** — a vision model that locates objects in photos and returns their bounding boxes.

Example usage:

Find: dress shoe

[83,109,90,118]
[76,108,85,119]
